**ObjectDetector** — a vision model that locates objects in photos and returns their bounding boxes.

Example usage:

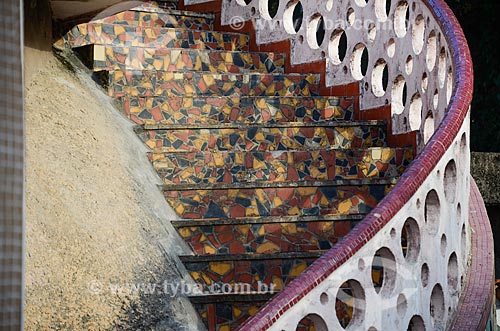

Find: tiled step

[136,122,387,152]
[93,9,214,30]
[163,179,395,219]
[123,95,355,125]
[173,214,365,255]
[181,252,321,292]
[192,296,270,331]
[155,1,178,10]
[78,45,285,73]
[64,23,249,51]
[151,148,412,184]
[108,70,319,98]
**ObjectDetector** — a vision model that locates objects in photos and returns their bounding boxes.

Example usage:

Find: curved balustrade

[183,0,486,329]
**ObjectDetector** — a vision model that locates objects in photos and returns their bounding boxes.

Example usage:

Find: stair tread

[100,45,284,57]
[139,120,386,130]
[129,9,216,20]
[161,177,398,191]
[189,293,276,303]
[115,69,315,77]
[171,213,366,227]
[155,146,408,154]
[180,251,324,262]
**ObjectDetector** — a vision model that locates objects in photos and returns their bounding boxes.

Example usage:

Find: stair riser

[88,45,285,73]
[164,185,390,219]
[194,302,266,331]
[139,126,387,153]
[186,258,316,293]
[95,10,213,30]
[152,149,411,184]
[108,71,319,98]
[177,221,358,255]
[123,96,354,125]
[65,24,249,51]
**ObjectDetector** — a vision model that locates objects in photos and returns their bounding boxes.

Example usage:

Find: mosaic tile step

[92,9,214,30]
[108,70,319,98]
[171,213,366,227]
[180,252,321,292]
[175,218,361,255]
[83,45,285,73]
[137,122,387,153]
[193,300,269,331]
[151,148,412,184]
[162,181,395,219]
[64,23,249,51]
[123,95,355,126]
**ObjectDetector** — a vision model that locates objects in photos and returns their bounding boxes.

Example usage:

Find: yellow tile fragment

[209,262,232,276]
[248,306,259,316]
[204,245,216,255]
[178,228,191,238]
[256,241,280,253]
[289,263,307,277]
[288,206,300,215]
[338,200,352,214]
[272,276,284,291]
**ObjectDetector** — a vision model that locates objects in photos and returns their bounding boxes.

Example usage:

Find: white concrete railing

[188,0,475,330]
[247,116,470,330]
[220,0,454,148]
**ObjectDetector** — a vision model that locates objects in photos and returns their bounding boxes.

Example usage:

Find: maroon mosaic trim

[237,0,474,329]
[448,178,495,331]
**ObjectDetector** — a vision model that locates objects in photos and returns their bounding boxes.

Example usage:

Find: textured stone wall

[0,1,24,330]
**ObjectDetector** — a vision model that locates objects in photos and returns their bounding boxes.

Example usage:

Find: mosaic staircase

[60,2,414,330]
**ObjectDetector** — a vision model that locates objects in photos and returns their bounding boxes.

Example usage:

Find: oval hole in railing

[394,1,409,38]
[409,92,422,130]
[412,15,425,54]
[295,314,328,331]
[426,30,437,71]
[336,279,365,329]
[350,43,369,80]
[283,0,303,34]
[391,75,406,115]
[408,315,426,330]
[372,59,388,97]
[329,29,348,65]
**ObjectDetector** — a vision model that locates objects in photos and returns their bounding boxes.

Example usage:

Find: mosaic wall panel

[185,257,317,292]
[163,184,392,219]
[108,70,319,98]
[90,45,285,73]
[123,95,355,125]
[64,23,249,51]
[93,10,213,30]
[194,302,267,331]
[176,220,360,255]
[151,148,411,184]
[138,125,387,153]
